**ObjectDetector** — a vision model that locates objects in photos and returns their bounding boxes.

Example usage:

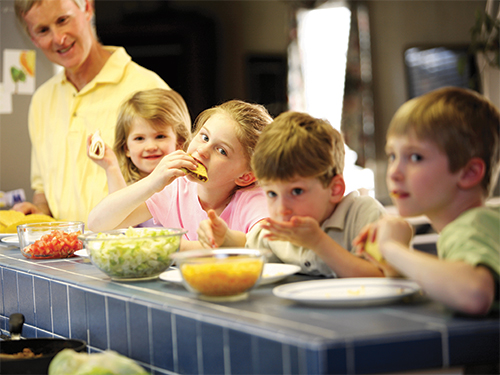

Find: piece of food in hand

[182,162,208,182]
[365,230,384,262]
[89,130,105,159]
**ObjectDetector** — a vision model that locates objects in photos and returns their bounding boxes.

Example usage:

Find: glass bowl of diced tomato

[170,248,268,302]
[17,221,84,259]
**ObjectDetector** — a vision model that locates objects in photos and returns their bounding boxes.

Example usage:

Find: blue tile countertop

[0,244,498,375]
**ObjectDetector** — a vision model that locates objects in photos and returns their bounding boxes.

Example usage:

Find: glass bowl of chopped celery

[170,248,267,301]
[79,227,186,281]
[17,221,85,259]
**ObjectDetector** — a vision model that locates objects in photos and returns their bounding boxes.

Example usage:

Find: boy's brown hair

[251,111,345,187]
[387,87,500,196]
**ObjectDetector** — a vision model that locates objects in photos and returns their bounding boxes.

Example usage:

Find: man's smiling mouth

[58,42,74,54]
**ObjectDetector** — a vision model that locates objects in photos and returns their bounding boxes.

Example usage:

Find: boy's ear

[329,175,345,203]
[457,157,485,190]
[235,171,257,187]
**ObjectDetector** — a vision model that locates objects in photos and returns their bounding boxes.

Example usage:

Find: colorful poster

[3,49,36,95]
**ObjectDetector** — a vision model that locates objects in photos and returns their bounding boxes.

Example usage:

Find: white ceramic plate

[259,263,301,285]
[0,235,19,245]
[159,263,301,286]
[272,278,421,307]
[74,249,88,257]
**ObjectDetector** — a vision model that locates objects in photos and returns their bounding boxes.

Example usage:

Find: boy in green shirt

[355,87,500,315]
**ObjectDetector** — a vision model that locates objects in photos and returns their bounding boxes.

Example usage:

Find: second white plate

[160,263,301,286]
[273,278,421,307]
[74,249,88,257]
[0,235,19,245]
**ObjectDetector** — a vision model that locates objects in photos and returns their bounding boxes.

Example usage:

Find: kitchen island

[0,244,498,375]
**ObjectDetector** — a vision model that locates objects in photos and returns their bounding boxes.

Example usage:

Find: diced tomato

[21,230,83,259]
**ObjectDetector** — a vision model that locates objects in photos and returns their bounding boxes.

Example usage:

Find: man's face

[24,0,94,73]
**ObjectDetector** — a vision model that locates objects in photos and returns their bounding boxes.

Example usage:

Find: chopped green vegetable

[87,227,181,279]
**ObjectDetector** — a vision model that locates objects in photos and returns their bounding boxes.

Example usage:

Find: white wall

[368,0,486,202]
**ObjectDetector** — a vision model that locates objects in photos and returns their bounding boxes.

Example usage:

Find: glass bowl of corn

[171,248,267,301]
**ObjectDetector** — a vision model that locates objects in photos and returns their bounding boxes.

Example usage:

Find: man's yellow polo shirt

[28,46,169,223]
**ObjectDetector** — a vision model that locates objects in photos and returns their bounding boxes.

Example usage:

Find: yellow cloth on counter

[0,211,55,233]
[28,47,169,223]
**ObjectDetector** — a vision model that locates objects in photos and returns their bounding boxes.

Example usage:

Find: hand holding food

[147,151,198,192]
[181,155,208,182]
[364,228,384,262]
[89,130,105,160]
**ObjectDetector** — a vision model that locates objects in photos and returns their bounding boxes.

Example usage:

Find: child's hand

[86,134,119,170]
[148,150,198,192]
[376,216,413,248]
[197,209,228,248]
[261,216,323,249]
[353,217,412,278]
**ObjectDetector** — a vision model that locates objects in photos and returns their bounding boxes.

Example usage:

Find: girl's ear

[329,175,345,204]
[457,157,485,190]
[235,171,257,187]
[125,145,130,158]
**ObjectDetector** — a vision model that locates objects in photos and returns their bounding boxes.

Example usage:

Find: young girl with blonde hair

[87,88,191,193]
[88,100,273,249]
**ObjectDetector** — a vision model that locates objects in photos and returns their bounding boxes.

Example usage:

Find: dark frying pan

[0,313,86,374]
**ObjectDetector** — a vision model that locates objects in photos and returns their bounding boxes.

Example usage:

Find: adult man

[13,0,169,223]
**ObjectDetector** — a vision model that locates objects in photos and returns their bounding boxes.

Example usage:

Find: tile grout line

[66,284,71,339]
[105,295,110,349]
[147,306,154,368]
[223,327,231,375]
[171,313,178,373]
[196,319,204,375]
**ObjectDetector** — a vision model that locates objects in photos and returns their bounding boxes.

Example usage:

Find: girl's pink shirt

[146,177,269,240]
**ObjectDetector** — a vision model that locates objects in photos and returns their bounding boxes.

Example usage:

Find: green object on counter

[48,349,149,375]
[88,227,181,278]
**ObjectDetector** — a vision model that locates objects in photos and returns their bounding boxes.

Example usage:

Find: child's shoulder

[340,191,385,213]
[439,205,499,261]
[438,205,499,280]
[332,191,385,224]
[454,205,500,227]
[231,185,266,206]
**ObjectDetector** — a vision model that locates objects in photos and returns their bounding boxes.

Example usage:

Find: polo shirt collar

[321,190,359,231]
[59,46,131,94]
